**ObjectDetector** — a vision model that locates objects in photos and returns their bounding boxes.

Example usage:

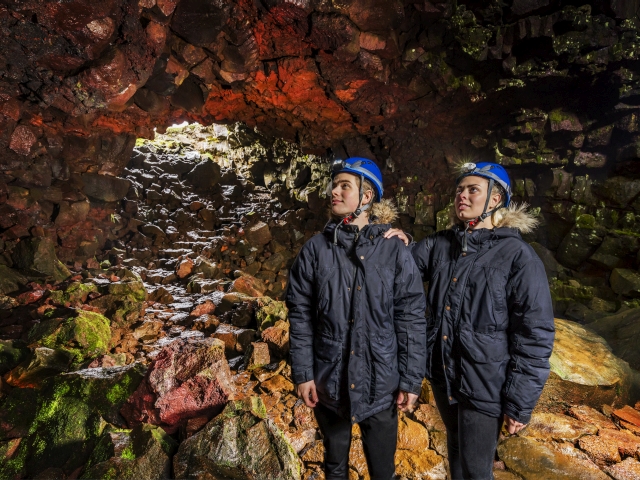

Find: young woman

[386,162,555,480]
[287,158,427,480]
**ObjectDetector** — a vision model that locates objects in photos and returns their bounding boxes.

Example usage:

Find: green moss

[50,282,98,306]
[576,214,596,229]
[120,443,136,460]
[106,374,132,405]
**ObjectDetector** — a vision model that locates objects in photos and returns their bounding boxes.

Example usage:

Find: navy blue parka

[412,205,555,423]
[287,200,427,422]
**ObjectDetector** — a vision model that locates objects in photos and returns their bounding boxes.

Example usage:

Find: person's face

[455,175,501,221]
[331,172,372,216]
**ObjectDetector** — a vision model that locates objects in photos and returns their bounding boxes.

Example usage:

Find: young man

[286,158,427,480]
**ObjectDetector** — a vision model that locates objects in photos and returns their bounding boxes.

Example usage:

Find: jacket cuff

[503,402,531,424]
[292,368,314,385]
[399,378,422,396]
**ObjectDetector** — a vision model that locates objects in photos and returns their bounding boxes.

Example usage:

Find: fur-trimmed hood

[370,198,398,225]
[449,202,539,233]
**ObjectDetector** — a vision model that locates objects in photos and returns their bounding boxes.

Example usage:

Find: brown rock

[120,338,235,434]
[597,428,640,456]
[569,405,618,431]
[9,125,37,156]
[190,300,215,317]
[212,324,256,355]
[413,403,446,432]
[244,341,271,370]
[301,440,325,463]
[520,412,598,442]
[612,405,640,428]
[397,413,430,451]
[395,413,447,479]
[260,374,294,394]
[498,436,609,480]
[191,314,219,334]
[261,320,290,358]
[605,457,640,480]
[578,435,621,465]
[285,428,316,453]
[175,257,194,278]
[245,221,272,246]
[252,359,286,382]
[229,274,268,297]
[294,401,318,430]
[620,420,640,435]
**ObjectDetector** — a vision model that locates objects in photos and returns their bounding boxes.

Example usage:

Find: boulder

[0,265,27,295]
[173,396,302,480]
[229,274,268,297]
[497,436,610,480]
[0,339,28,375]
[81,173,131,202]
[183,160,221,190]
[120,337,235,434]
[537,318,633,413]
[556,218,604,270]
[26,309,112,367]
[48,281,98,306]
[610,268,640,297]
[255,298,288,331]
[395,414,447,479]
[246,221,272,246]
[88,270,147,327]
[244,341,271,370]
[212,323,257,355]
[519,412,598,442]
[588,307,640,370]
[261,320,290,358]
[11,237,71,281]
[530,242,562,278]
[4,347,74,388]
[80,424,177,480]
[0,364,145,479]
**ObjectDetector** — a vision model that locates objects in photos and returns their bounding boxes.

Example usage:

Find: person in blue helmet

[385,162,555,480]
[287,157,427,480]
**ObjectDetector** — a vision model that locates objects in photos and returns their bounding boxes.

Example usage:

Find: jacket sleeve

[393,242,428,395]
[502,251,555,424]
[286,243,316,385]
[410,235,436,282]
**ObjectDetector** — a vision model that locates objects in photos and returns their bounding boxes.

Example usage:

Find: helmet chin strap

[462,178,504,253]
[334,174,371,245]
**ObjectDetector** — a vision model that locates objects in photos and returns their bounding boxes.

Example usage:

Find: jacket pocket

[458,329,510,403]
[314,335,343,401]
[369,331,399,402]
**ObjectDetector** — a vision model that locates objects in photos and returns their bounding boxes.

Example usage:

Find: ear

[490,191,502,209]
[361,189,374,206]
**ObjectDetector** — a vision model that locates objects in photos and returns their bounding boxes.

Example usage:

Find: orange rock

[190,300,215,317]
[620,420,640,435]
[176,257,194,278]
[301,440,325,463]
[598,428,640,456]
[294,402,318,430]
[397,413,430,451]
[348,436,369,479]
[569,405,618,432]
[229,274,268,297]
[260,374,293,394]
[612,405,640,428]
[520,412,598,442]
[578,435,621,466]
[414,403,446,432]
[285,427,316,453]
[605,457,640,480]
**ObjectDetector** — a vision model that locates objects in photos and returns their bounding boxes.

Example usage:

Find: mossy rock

[10,237,71,282]
[81,423,177,480]
[174,396,302,480]
[0,265,28,295]
[4,347,75,388]
[28,309,111,366]
[0,339,28,375]
[255,298,288,332]
[0,363,145,478]
[48,281,98,306]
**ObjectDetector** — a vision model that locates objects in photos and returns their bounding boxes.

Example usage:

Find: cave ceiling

[1,0,640,170]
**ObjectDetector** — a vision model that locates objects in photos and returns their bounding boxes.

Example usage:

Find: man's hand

[296,380,318,408]
[396,391,418,413]
[383,228,410,246]
[503,414,526,434]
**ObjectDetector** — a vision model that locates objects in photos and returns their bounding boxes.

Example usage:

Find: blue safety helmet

[456,162,512,207]
[331,157,384,202]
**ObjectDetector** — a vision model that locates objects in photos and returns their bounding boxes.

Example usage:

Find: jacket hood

[449,202,539,233]
[370,198,398,224]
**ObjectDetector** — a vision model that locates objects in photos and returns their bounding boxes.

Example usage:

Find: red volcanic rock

[175,257,194,278]
[190,300,215,317]
[9,125,37,156]
[612,405,640,428]
[228,274,268,297]
[120,337,235,434]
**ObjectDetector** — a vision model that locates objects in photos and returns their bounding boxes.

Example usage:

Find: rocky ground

[0,125,640,479]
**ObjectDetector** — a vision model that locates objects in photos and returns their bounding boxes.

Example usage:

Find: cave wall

[1,0,640,285]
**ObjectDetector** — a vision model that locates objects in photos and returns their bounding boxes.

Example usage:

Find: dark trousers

[431,383,502,480]
[314,403,398,480]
